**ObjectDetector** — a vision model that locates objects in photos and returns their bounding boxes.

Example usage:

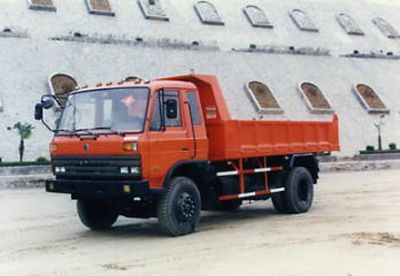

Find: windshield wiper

[74,128,95,135]
[57,129,72,133]
[56,129,78,136]
[91,127,114,131]
[89,127,121,135]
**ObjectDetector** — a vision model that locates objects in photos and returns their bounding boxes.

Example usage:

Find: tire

[77,199,118,230]
[271,172,289,213]
[284,167,314,214]
[215,199,242,211]
[271,192,288,213]
[157,177,201,236]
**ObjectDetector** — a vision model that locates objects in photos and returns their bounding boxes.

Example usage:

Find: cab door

[147,90,191,188]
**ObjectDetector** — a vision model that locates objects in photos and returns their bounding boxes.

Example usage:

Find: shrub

[389,143,397,150]
[35,156,49,163]
[365,145,375,151]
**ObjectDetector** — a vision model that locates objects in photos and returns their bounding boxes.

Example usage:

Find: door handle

[181,148,189,152]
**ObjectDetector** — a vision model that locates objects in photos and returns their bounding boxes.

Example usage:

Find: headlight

[120,167,129,174]
[130,167,139,174]
[55,166,66,173]
[120,166,139,174]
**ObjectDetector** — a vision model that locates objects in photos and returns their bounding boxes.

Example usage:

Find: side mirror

[42,98,55,109]
[34,95,58,132]
[166,99,178,119]
[34,103,43,120]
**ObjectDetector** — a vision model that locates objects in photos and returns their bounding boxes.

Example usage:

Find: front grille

[52,155,141,180]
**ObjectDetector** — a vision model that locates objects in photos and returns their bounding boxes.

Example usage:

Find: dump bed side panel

[158,74,340,160]
[207,115,340,161]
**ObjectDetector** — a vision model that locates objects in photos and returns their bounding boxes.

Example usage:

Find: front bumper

[45,178,151,197]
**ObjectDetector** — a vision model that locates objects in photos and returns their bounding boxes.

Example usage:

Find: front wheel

[157,177,201,236]
[77,199,118,230]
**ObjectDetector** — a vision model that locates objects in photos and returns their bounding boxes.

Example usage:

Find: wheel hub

[176,192,196,222]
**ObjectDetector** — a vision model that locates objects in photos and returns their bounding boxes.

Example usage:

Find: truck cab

[46,79,208,191]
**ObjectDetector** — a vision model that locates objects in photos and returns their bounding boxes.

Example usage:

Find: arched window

[28,0,56,11]
[353,84,388,113]
[85,0,115,16]
[243,5,272,28]
[373,17,399,39]
[138,0,169,21]
[48,73,78,108]
[289,9,318,32]
[194,1,224,25]
[336,13,364,35]
[246,81,283,114]
[299,82,333,113]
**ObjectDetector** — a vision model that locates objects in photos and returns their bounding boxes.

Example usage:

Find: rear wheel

[271,172,289,213]
[77,199,118,230]
[284,167,314,214]
[157,177,201,236]
[271,192,288,213]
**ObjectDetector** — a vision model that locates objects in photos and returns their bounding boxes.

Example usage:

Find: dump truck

[34,74,340,236]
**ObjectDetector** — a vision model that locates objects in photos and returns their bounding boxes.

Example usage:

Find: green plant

[35,156,49,163]
[365,145,375,151]
[0,160,50,167]
[7,122,35,163]
[389,143,397,150]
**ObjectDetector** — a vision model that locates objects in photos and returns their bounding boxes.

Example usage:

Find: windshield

[57,87,149,134]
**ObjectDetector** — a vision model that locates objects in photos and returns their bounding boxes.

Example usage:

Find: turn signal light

[50,143,58,152]
[123,142,138,151]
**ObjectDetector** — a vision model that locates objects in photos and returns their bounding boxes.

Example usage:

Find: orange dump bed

[206,115,339,161]
[160,74,340,161]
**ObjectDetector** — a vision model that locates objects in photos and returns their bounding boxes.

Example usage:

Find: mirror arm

[42,119,56,133]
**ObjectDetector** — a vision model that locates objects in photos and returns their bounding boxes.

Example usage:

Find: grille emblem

[83,144,90,151]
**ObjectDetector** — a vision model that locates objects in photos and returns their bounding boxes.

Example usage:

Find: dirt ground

[0,170,399,276]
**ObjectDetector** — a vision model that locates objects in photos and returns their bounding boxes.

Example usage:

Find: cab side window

[150,90,181,130]
[187,92,202,125]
